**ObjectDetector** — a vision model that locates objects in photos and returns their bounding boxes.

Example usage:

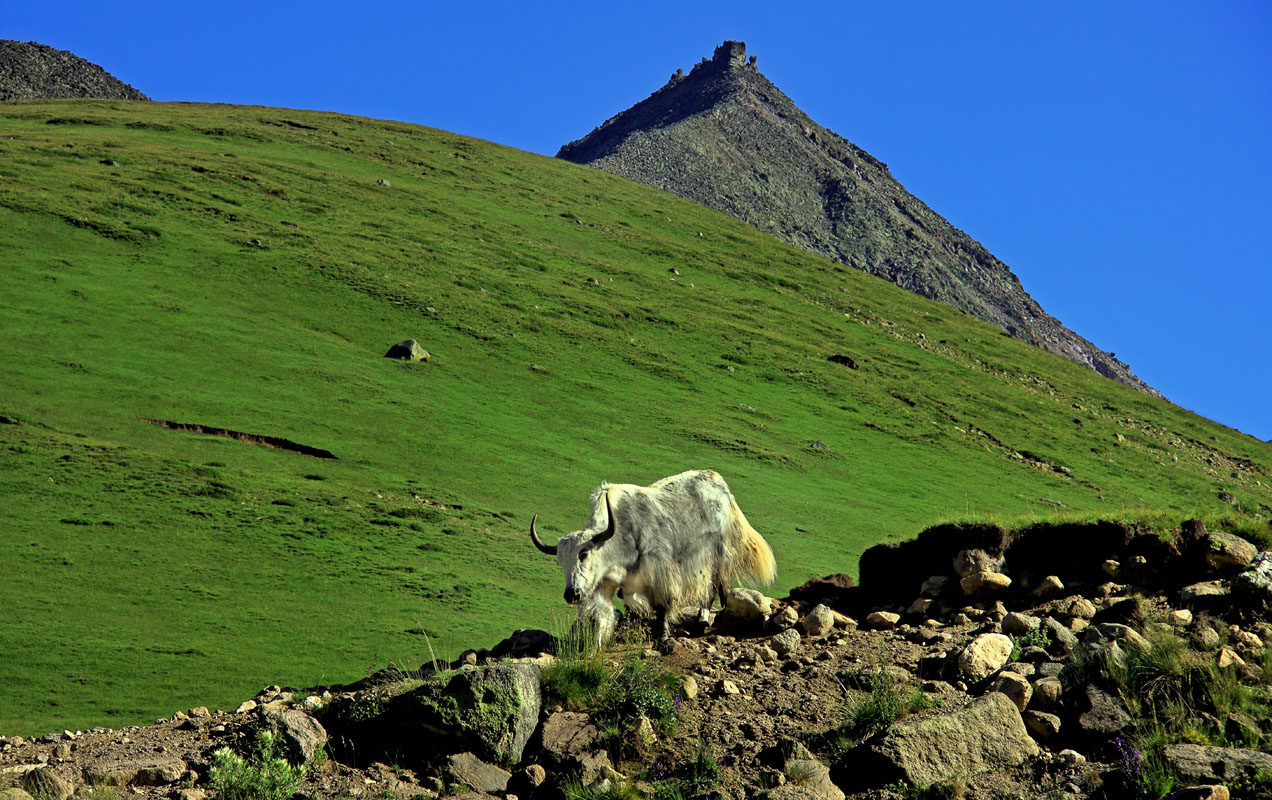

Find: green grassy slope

[1,100,1268,735]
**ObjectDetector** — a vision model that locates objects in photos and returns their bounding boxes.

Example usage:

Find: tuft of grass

[837,668,941,748]
[209,730,307,800]
[647,738,724,800]
[1009,625,1052,662]
[882,776,967,800]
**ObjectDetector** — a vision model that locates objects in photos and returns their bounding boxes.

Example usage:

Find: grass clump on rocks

[209,730,307,800]
[836,667,940,748]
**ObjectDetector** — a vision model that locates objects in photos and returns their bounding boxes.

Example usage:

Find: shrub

[209,730,307,800]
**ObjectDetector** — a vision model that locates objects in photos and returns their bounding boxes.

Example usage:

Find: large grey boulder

[1163,743,1272,783]
[393,662,541,764]
[384,339,430,361]
[274,709,328,764]
[839,692,1038,789]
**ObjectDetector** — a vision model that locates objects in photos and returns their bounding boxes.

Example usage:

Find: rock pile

[1,520,1268,799]
[0,41,148,101]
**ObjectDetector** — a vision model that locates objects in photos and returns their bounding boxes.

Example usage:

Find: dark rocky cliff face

[559,41,1156,396]
[0,41,149,101]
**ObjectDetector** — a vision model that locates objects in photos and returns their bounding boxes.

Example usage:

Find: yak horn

[592,492,617,546]
[529,515,557,555]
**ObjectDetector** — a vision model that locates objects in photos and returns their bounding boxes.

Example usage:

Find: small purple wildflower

[672,694,683,712]
[1114,736,1143,780]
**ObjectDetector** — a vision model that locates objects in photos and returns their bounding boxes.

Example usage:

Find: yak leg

[653,604,672,648]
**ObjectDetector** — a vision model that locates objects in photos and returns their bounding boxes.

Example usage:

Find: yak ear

[592,492,617,546]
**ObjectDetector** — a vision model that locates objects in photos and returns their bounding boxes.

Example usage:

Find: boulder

[1163,743,1272,783]
[920,575,951,598]
[1181,580,1229,602]
[770,628,801,656]
[907,598,933,616]
[274,709,327,764]
[0,790,35,800]
[444,753,511,795]
[783,758,845,800]
[1199,531,1258,575]
[1062,596,1097,620]
[539,711,600,765]
[20,769,72,800]
[957,633,1013,680]
[384,339,430,361]
[1022,710,1062,741]
[1233,552,1272,605]
[1092,622,1151,652]
[800,604,835,637]
[1092,597,1149,629]
[1042,617,1079,655]
[1075,685,1133,742]
[82,758,187,786]
[960,571,1011,598]
[990,671,1032,711]
[1032,575,1065,600]
[1031,676,1064,709]
[1002,612,1040,636]
[393,662,541,764]
[839,693,1037,790]
[725,587,772,624]
[769,605,799,631]
[863,611,900,630]
[490,628,556,659]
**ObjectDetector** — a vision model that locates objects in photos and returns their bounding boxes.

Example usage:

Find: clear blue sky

[7,1,1270,441]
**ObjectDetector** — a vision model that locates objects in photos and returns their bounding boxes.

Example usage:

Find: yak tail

[724,494,777,587]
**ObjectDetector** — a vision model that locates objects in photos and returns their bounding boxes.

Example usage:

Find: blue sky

[7,2,1270,441]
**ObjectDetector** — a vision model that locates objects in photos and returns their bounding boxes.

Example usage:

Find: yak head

[530,492,616,605]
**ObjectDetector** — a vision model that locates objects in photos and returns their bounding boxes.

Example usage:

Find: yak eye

[578,550,589,562]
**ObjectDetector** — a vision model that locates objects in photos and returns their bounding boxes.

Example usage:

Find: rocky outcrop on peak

[0,41,148,101]
[559,41,1157,396]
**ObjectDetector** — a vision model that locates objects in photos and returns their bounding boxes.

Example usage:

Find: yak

[530,470,777,644]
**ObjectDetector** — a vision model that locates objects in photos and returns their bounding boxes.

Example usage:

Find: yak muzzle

[563,587,581,604]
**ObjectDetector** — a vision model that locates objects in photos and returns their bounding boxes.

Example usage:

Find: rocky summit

[559,41,1155,396]
[0,41,148,101]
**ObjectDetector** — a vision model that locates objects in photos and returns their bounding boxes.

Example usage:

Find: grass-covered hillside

[1,100,1268,736]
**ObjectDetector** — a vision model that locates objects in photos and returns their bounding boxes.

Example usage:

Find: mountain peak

[559,41,1156,396]
[0,40,149,101]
